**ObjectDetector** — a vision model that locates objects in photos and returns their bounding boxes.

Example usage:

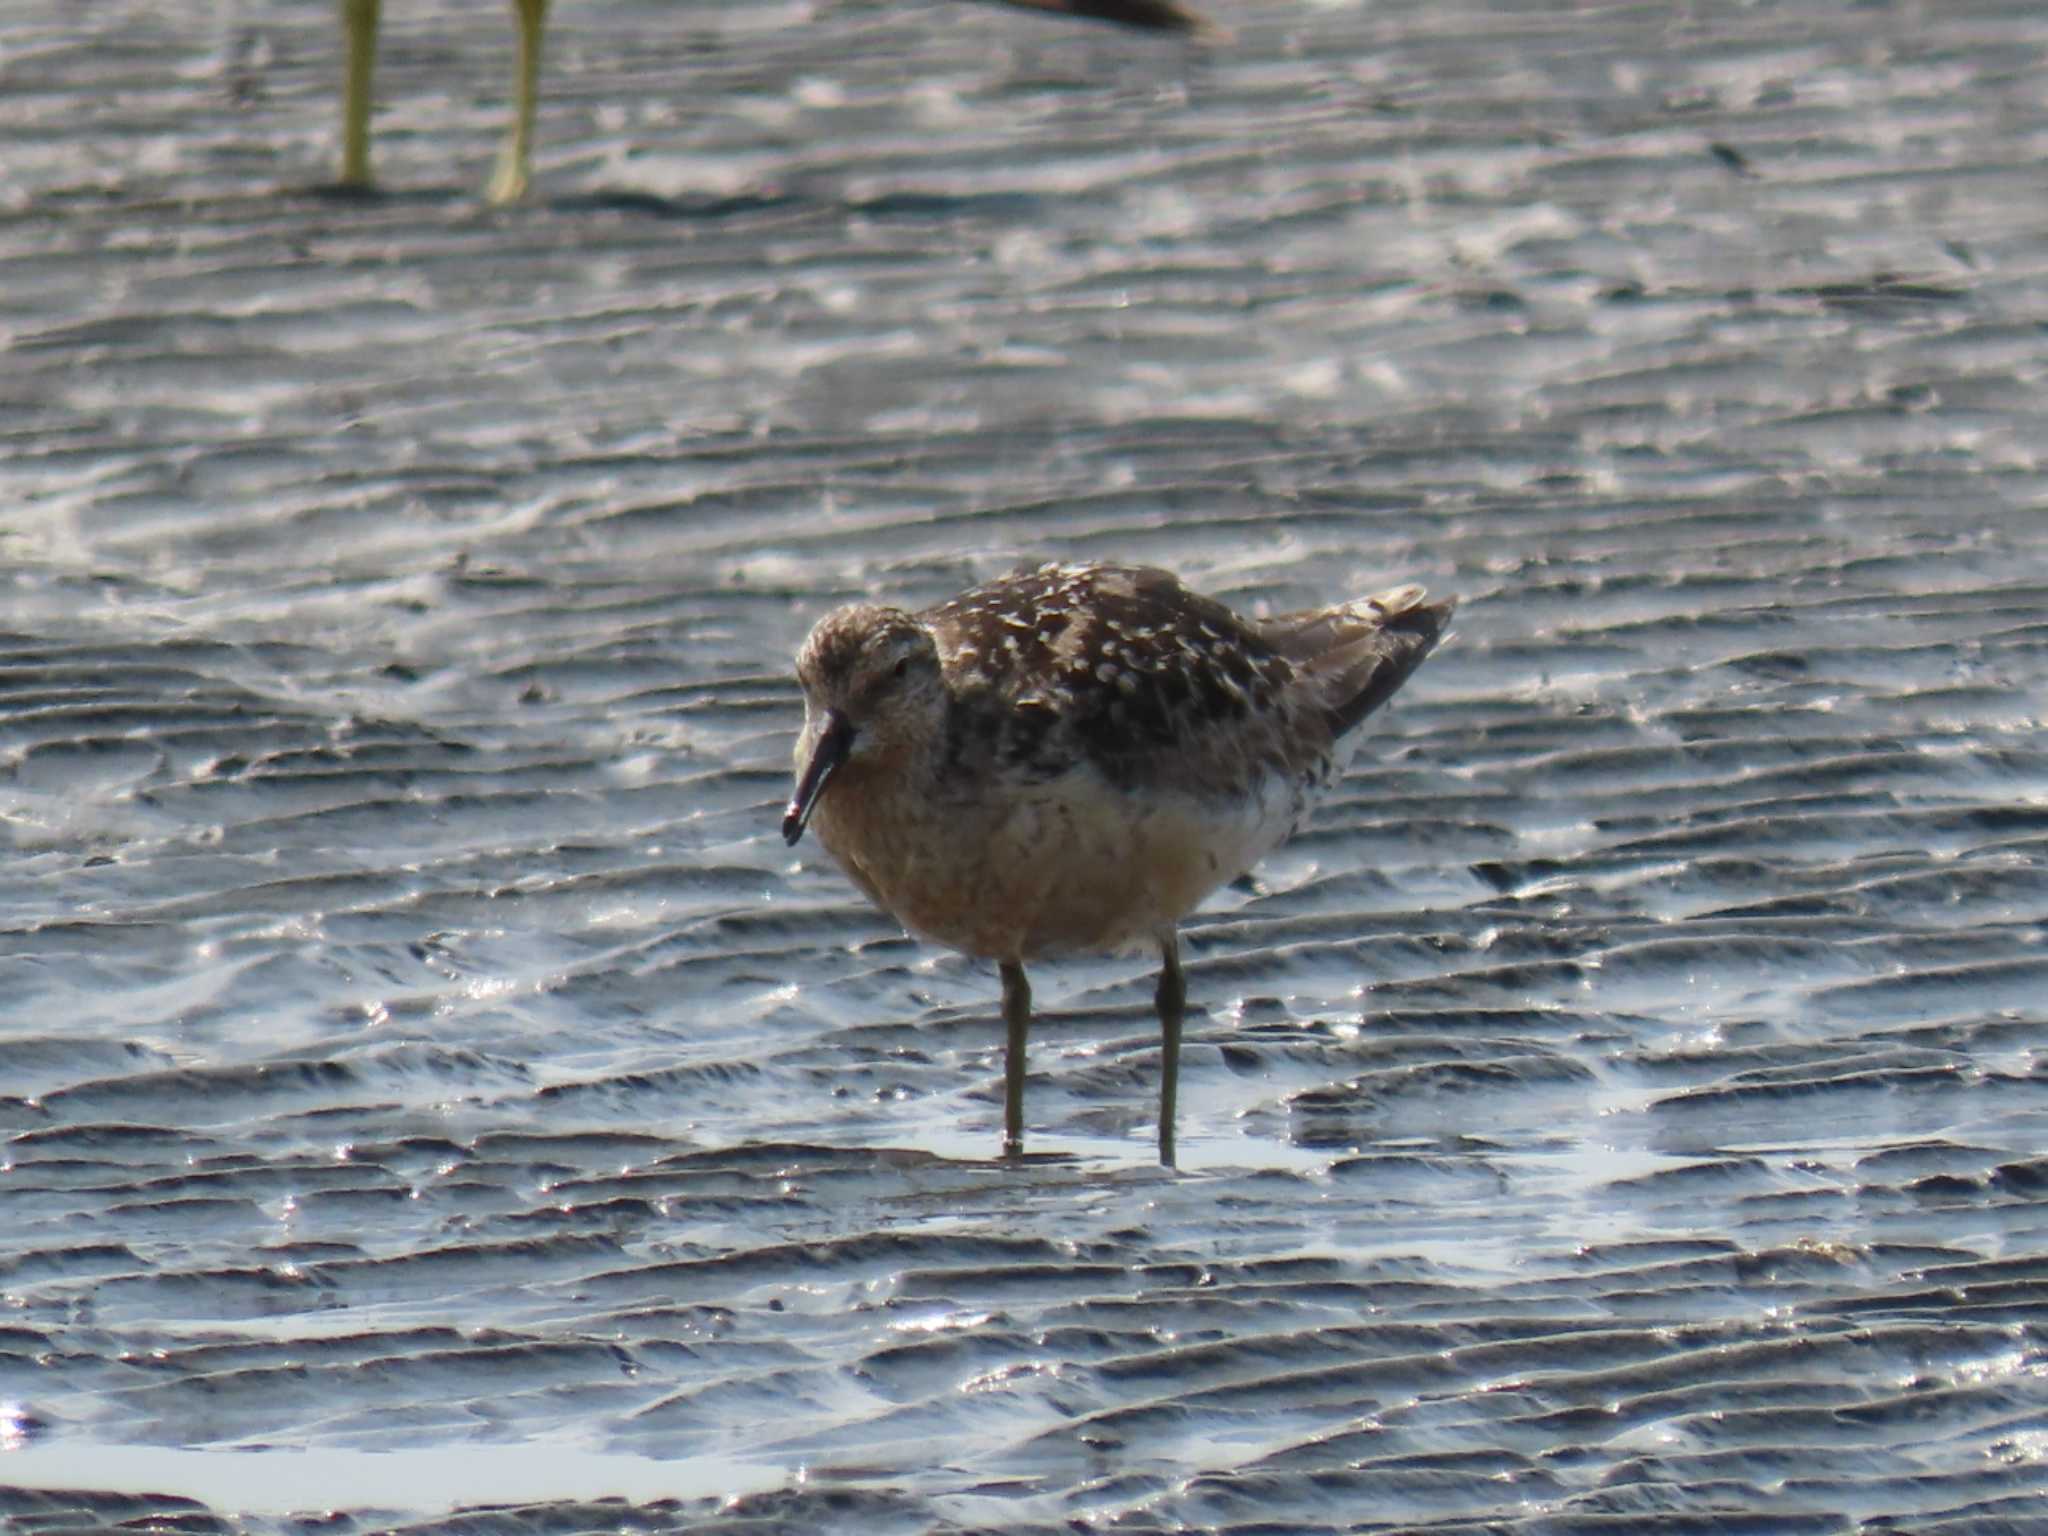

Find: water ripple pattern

[3,0,2046,1531]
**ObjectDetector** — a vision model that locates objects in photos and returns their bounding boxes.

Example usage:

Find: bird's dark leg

[1155,932,1184,1168]
[1000,961,1031,1159]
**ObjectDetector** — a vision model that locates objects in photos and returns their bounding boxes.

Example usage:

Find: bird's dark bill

[782,710,855,846]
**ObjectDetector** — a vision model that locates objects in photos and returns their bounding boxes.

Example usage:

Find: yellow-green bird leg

[486,0,551,203]
[338,0,380,187]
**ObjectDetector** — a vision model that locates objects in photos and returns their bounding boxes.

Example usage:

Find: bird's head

[783,604,945,846]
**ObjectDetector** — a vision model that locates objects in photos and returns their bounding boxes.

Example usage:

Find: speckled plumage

[784,561,1454,1164]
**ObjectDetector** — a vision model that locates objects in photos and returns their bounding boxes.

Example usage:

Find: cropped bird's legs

[336,0,551,203]
[338,0,380,188]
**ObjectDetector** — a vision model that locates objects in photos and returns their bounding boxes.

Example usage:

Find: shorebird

[335,0,1213,203]
[783,562,1454,1166]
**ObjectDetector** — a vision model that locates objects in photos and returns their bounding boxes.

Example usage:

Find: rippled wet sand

[4,0,2047,1530]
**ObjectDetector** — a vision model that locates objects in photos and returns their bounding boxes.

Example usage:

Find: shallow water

[3,0,2047,1530]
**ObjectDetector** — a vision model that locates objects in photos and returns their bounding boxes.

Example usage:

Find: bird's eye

[891,657,910,680]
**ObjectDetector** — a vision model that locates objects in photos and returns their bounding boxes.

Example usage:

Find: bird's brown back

[921,564,1438,803]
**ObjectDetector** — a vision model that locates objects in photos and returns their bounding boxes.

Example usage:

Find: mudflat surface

[3,0,2046,1530]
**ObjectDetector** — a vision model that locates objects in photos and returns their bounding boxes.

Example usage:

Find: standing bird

[783,562,1453,1166]
[334,0,1214,203]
